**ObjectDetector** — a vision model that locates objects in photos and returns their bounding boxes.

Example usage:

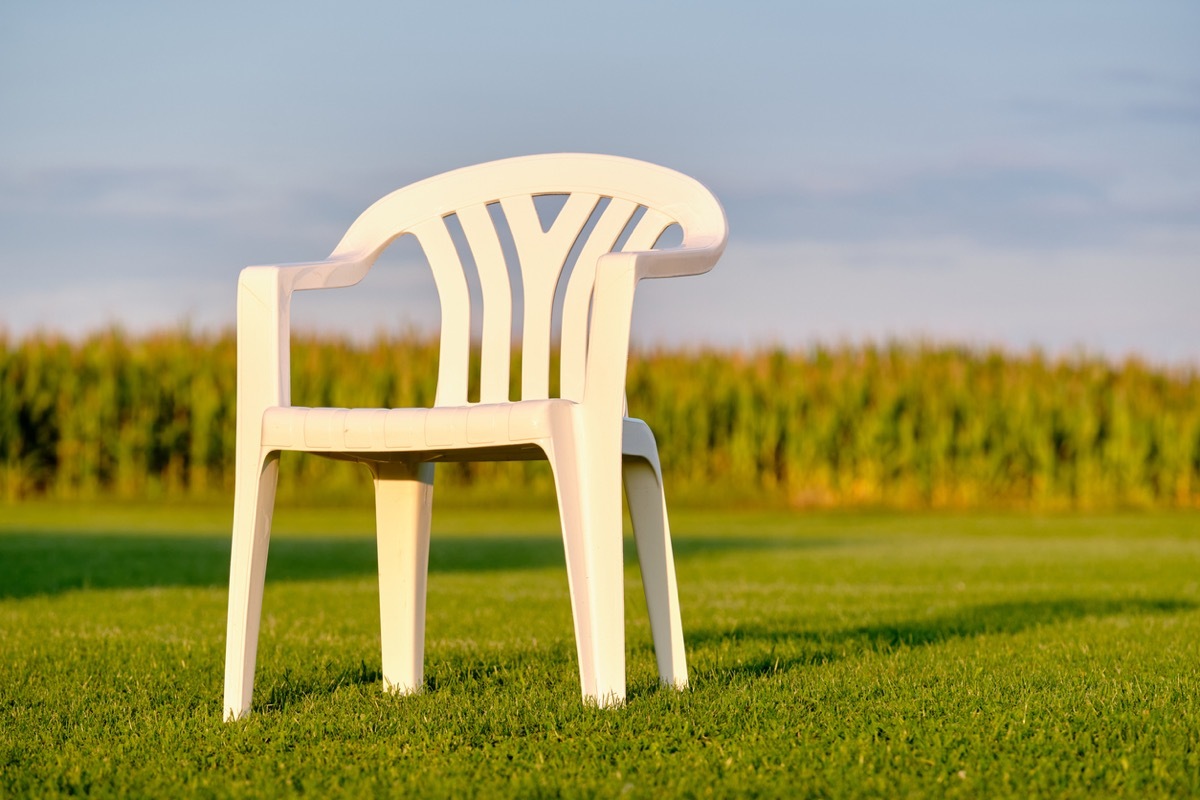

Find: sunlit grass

[2,503,1198,797]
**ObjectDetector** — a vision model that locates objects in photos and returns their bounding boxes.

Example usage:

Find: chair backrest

[328,153,726,407]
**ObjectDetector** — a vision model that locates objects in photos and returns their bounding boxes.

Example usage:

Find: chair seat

[261,399,573,456]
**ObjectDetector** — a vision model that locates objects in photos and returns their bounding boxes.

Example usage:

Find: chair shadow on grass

[687,596,1200,682]
[253,597,1198,711]
[0,531,822,599]
[258,661,385,714]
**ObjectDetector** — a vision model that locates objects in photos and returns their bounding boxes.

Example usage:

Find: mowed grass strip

[1,504,1198,798]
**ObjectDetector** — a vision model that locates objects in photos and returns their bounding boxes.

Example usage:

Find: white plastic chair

[223,153,727,720]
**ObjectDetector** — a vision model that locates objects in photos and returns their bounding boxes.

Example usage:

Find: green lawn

[1,502,1198,798]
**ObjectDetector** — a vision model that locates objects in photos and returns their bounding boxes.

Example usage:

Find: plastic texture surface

[223,153,727,720]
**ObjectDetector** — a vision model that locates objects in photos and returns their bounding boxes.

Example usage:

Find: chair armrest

[243,254,374,294]
[581,242,726,412]
[618,240,727,281]
[235,255,375,414]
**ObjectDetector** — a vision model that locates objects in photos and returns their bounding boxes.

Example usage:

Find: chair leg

[372,460,435,696]
[623,454,688,690]
[546,411,627,707]
[223,450,280,721]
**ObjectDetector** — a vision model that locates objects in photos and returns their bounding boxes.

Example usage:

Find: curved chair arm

[625,241,726,281]
[581,243,724,428]
[243,254,375,295]
[235,255,373,418]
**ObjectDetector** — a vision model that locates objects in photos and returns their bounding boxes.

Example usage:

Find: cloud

[720,161,1194,251]
[0,165,243,220]
[1123,99,1200,126]
[629,232,1200,366]
[0,166,362,292]
[1015,68,1200,130]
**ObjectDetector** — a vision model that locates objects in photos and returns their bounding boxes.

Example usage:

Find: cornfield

[2,328,1197,509]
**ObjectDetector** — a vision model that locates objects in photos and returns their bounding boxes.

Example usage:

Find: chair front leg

[546,409,627,707]
[372,460,435,696]
[224,449,280,721]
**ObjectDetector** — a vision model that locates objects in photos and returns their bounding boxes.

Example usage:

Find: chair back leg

[623,455,688,689]
[373,460,436,695]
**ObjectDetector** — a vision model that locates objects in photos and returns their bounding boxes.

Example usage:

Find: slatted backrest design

[328,154,725,407]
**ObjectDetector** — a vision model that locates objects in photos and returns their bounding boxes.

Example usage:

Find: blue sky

[2,1,1198,364]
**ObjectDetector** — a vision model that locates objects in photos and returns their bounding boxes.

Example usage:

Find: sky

[2,1,1198,365]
